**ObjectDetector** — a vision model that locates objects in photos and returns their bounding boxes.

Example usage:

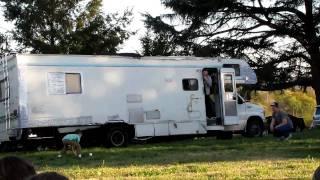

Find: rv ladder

[2,56,10,130]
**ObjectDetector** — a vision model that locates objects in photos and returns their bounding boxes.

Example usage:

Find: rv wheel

[107,128,128,147]
[245,119,263,137]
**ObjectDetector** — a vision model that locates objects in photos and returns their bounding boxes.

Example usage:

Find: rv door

[220,68,239,125]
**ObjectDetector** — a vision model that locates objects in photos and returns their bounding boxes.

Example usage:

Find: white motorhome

[0,54,265,147]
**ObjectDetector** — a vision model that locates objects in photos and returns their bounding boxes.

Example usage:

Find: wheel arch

[103,122,135,139]
[245,116,265,133]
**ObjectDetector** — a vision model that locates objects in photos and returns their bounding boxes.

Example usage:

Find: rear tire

[245,119,263,137]
[106,128,128,147]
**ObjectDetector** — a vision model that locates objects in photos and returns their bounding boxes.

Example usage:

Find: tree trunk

[310,48,320,105]
[304,0,319,104]
[311,67,320,105]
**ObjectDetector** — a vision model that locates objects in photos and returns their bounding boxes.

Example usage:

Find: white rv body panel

[0,54,263,142]
[23,66,206,131]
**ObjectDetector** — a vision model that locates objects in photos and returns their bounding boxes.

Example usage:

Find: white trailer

[0,54,265,147]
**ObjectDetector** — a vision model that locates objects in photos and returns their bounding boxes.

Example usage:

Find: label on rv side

[47,72,66,95]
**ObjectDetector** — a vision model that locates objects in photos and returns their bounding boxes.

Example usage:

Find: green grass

[2,129,320,179]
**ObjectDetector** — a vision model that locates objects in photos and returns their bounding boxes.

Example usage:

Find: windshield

[316,107,320,115]
[237,94,245,104]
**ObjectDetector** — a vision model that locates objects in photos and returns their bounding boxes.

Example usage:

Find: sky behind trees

[0,0,169,53]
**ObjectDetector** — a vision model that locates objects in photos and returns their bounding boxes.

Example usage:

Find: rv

[0,54,265,148]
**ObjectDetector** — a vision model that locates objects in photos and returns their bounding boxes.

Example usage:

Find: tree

[0,0,132,54]
[144,0,320,104]
[0,33,6,54]
[0,32,11,54]
[141,14,194,56]
[67,10,133,54]
[140,29,179,56]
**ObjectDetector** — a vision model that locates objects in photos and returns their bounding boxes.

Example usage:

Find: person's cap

[270,102,279,107]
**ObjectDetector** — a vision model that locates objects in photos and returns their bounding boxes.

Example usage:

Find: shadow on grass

[1,129,320,169]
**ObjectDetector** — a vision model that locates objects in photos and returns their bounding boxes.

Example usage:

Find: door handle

[190,94,200,100]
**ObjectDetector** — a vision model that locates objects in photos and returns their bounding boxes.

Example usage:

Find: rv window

[66,73,82,94]
[224,75,234,92]
[182,79,199,91]
[0,80,6,101]
[223,64,240,76]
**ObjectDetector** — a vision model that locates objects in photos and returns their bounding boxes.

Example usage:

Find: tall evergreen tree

[144,0,320,104]
[0,33,5,54]
[0,32,11,54]
[0,0,132,54]
[140,29,179,56]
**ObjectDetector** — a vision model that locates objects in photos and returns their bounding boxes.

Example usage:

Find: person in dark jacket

[270,102,294,140]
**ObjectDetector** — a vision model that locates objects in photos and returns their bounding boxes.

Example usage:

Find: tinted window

[237,96,244,104]
[0,79,6,101]
[182,79,199,91]
[316,107,320,115]
[223,64,240,76]
[224,75,233,92]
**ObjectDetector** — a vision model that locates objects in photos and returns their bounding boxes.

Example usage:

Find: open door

[220,68,239,125]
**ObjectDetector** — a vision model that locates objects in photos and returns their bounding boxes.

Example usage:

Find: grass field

[1,129,320,179]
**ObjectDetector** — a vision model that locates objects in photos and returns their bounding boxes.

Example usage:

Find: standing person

[60,129,82,158]
[270,102,293,140]
[203,70,212,96]
[203,70,214,118]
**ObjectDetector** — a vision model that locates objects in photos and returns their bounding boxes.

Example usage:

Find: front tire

[245,119,263,137]
[106,128,128,147]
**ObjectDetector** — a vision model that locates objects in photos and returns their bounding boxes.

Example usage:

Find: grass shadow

[1,129,320,169]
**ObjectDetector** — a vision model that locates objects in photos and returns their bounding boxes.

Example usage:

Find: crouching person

[60,129,82,158]
[270,102,294,140]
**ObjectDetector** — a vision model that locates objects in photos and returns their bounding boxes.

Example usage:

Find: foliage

[141,29,177,56]
[0,33,5,54]
[143,0,320,103]
[66,10,133,54]
[1,129,320,179]
[140,14,194,56]
[0,0,132,54]
[251,89,316,125]
[0,33,11,54]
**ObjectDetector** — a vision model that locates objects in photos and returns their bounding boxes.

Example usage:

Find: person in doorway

[203,70,212,95]
[203,70,215,118]
[270,102,294,140]
[60,129,82,158]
